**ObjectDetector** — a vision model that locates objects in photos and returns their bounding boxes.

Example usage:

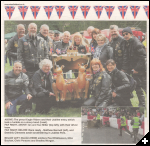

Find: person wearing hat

[54,30,60,42]
[122,27,147,107]
[130,113,142,143]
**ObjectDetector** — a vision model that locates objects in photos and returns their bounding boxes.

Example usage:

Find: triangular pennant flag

[30,6,41,19]
[93,6,104,19]
[18,6,28,20]
[43,6,54,19]
[80,6,91,19]
[55,6,65,19]
[68,6,78,19]
[130,6,140,19]
[5,6,15,19]
[118,6,128,19]
[143,5,149,19]
[104,6,115,19]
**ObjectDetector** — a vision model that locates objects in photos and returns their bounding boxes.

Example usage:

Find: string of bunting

[5,5,149,20]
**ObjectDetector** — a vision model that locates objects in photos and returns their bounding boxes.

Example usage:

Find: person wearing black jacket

[109,25,125,70]
[93,34,113,68]
[83,58,112,107]
[37,24,53,60]
[5,61,32,115]
[7,24,25,64]
[31,59,56,114]
[106,59,133,106]
[122,27,147,107]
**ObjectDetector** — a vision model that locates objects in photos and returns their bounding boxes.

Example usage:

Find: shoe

[118,134,122,136]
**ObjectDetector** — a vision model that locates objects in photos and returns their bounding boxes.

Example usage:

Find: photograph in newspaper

[4,21,147,117]
[81,106,145,144]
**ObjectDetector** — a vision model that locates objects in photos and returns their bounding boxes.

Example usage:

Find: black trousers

[35,92,56,113]
[120,125,132,136]
[133,128,140,142]
[113,93,132,106]
[132,73,146,107]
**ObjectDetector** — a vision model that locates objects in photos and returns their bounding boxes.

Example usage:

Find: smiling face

[17,25,25,38]
[13,63,22,76]
[87,29,93,37]
[106,63,116,72]
[93,33,97,40]
[123,32,132,41]
[28,24,37,36]
[42,64,51,74]
[110,28,119,39]
[63,33,70,43]
[40,26,49,37]
[74,36,81,45]
[97,38,105,46]
[92,64,100,71]
[49,33,54,40]
[54,33,60,41]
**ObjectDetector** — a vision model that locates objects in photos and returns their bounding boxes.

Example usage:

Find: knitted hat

[122,27,133,35]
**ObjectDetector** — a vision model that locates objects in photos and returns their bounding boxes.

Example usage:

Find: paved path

[81,122,144,144]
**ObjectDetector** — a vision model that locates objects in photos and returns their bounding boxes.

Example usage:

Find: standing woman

[71,32,87,54]
[93,34,113,68]
[90,28,101,56]
[83,58,112,107]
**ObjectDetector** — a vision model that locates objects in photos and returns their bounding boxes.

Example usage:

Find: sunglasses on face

[123,33,129,36]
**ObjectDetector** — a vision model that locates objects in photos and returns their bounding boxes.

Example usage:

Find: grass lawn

[4,59,147,117]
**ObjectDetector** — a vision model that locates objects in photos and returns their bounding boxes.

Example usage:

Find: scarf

[93,68,100,74]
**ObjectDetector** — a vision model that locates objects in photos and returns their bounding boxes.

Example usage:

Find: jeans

[7,94,27,115]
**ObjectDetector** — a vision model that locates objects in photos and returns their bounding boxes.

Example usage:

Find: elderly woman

[71,32,87,54]
[83,58,112,107]
[106,59,133,106]
[90,28,101,55]
[31,59,56,114]
[93,34,113,68]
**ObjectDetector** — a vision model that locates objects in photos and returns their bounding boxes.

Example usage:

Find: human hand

[132,69,138,74]
[27,94,32,100]
[5,101,13,109]
[22,69,27,73]
[49,92,55,96]
[112,92,117,98]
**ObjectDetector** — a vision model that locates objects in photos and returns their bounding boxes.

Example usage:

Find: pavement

[81,118,144,144]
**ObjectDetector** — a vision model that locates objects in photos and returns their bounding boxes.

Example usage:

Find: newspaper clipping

[1,1,149,145]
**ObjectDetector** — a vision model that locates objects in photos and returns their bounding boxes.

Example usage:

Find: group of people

[5,22,147,116]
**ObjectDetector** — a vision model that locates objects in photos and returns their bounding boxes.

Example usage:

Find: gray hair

[17,24,25,30]
[49,30,54,34]
[87,26,94,31]
[109,25,119,31]
[39,59,53,70]
[40,24,49,30]
[63,31,70,36]
[14,61,22,66]
[28,23,37,29]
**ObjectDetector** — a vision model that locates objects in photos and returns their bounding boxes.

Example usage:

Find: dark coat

[74,43,87,54]
[6,34,20,60]
[108,35,125,70]
[89,71,112,106]
[93,44,113,68]
[31,69,54,97]
[53,40,71,55]
[17,34,49,70]
[5,70,30,104]
[122,36,146,74]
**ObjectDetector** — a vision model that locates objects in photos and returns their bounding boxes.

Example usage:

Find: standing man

[5,61,32,115]
[54,30,60,42]
[122,27,147,107]
[49,30,54,41]
[119,112,133,137]
[17,23,49,110]
[7,24,25,65]
[17,23,49,79]
[109,25,125,70]
[37,24,53,60]
[130,113,142,143]
[96,111,101,128]
[87,26,94,37]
